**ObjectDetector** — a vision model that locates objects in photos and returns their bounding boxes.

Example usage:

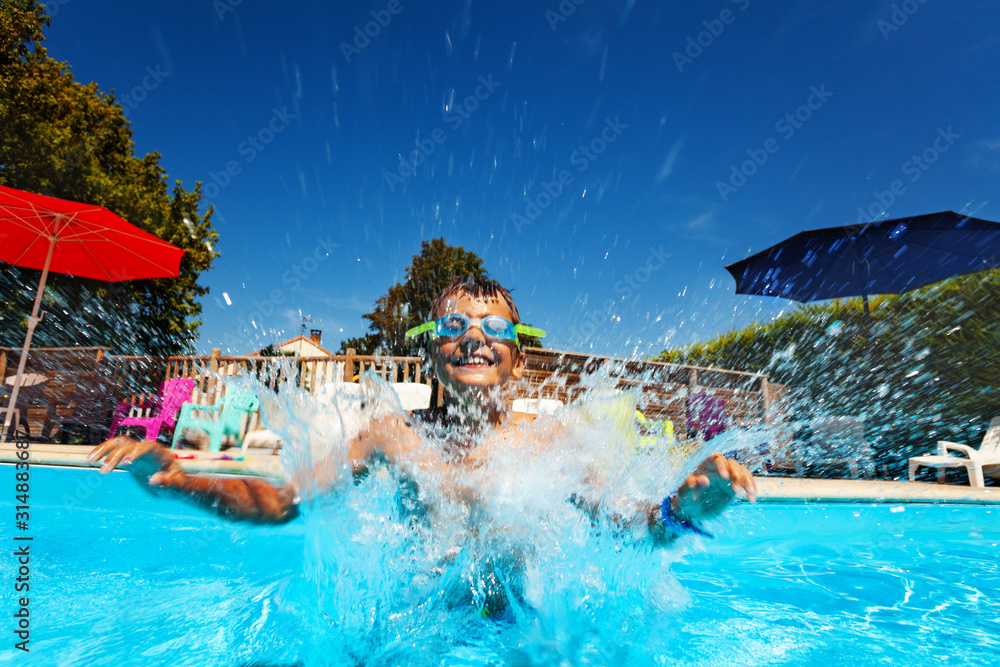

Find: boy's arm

[90,411,438,524]
[346,413,440,476]
[88,438,299,524]
[648,453,757,542]
[573,453,756,545]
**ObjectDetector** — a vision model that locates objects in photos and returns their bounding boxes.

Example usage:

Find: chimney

[310,329,322,346]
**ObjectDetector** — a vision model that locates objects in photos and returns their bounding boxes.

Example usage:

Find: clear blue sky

[42,0,1000,356]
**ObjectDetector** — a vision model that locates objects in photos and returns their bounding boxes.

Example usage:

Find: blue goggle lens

[436,313,515,340]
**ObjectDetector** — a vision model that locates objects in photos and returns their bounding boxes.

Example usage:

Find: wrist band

[661,495,714,538]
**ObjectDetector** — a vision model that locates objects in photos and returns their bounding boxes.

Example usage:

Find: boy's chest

[452,422,550,475]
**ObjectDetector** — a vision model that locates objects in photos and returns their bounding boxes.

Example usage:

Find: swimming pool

[2,464,998,666]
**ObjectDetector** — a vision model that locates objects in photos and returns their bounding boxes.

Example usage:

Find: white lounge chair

[317,382,365,441]
[391,382,432,411]
[242,428,283,455]
[318,381,362,397]
[511,398,563,415]
[908,417,1000,488]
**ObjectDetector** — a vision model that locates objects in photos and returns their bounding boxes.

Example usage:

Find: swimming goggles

[405,313,546,351]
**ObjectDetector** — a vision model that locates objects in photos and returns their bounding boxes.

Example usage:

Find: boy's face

[430,293,525,392]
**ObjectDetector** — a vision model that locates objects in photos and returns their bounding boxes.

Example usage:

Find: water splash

[244,368,769,662]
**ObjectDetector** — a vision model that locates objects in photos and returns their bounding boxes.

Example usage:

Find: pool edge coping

[0,443,283,479]
[3,444,999,504]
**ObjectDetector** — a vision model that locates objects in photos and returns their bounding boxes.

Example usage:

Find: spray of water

[235,364,767,663]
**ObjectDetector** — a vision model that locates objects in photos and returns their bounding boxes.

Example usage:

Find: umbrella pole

[0,238,55,444]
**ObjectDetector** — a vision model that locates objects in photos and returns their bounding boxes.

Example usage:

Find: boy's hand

[674,453,756,523]
[87,437,186,489]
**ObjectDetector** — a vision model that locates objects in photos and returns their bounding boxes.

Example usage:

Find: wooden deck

[2,346,788,446]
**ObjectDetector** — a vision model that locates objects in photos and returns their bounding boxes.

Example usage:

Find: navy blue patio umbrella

[725,211,1000,318]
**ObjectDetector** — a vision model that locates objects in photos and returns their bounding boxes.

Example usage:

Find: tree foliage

[656,270,1000,477]
[340,238,542,355]
[0,0,218,355]
[340,238,487,355]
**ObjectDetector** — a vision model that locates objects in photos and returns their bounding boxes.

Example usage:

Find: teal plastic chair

[171,388,260,452]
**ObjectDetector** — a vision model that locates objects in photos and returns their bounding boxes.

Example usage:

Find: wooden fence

[515,348,788,441]
[0,347,114,443]
[1,346,787,444]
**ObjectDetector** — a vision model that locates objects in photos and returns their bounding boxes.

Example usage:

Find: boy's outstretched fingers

[701,453,756,501]
[676,453,757,521]
[687,453,757,500]
[727,457,758,503]
[87,437,179,479]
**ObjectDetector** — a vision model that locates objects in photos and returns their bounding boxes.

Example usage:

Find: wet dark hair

[430,274,521,324]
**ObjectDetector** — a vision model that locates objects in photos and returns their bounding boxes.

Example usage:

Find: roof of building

[253,335,334,357]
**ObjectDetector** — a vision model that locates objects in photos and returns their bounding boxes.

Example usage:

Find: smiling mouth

[453,354,497,367]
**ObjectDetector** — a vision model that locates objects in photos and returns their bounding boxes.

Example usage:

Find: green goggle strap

[404,322,436,338]
[404,321,547,351]
[513,324,546,339]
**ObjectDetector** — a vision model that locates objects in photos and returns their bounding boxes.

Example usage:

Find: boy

[89,275,756,538]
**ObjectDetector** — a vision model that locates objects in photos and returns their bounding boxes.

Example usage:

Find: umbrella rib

[1,218,48,264]
[876,237,991,262]
[85,237,178,280]
[1,204,63,266]
[74,234,179,277]
[2,198,180,280]
[0,210,55,235]
[839,228,872,282]
[59,222,177,247]
[4,236,45,268]
[55,223,180,266]
[73,238,116,281]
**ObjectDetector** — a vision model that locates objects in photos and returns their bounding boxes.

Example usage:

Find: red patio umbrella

[0,185,185,442]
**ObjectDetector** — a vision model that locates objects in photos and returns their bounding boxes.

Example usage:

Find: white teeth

[455,355,495,366]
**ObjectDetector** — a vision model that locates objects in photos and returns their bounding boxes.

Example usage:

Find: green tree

[337,333,381,355]
[341,238,487,355]
[341,238,542,355]
[656,270,1000,478]
[0,0,218,355]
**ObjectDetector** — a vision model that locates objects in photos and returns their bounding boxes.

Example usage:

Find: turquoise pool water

[1,465,998,666]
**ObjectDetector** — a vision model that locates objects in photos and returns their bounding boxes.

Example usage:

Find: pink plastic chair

[109,393,156,439]
[115,378,195,443]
